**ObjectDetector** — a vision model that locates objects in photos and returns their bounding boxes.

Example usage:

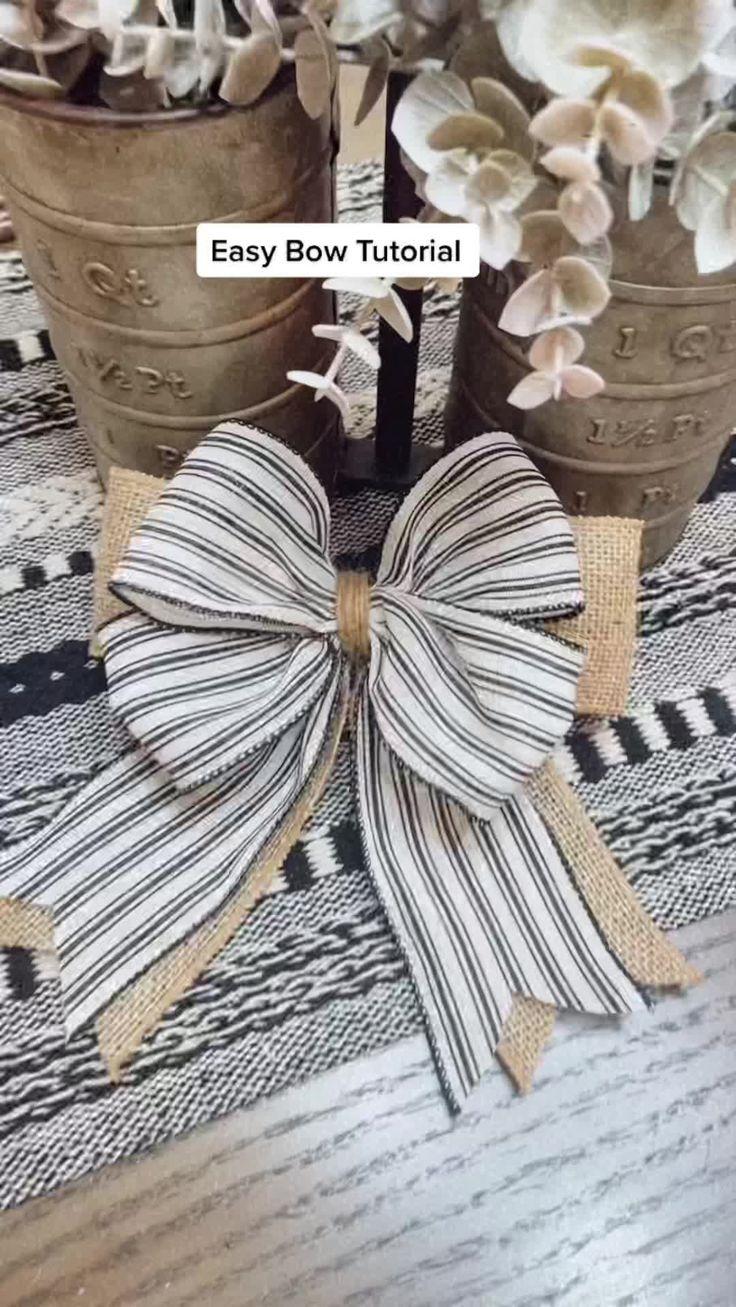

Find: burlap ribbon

[0,427,699,1102]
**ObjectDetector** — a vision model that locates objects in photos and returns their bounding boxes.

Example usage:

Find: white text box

[196,222,479,278]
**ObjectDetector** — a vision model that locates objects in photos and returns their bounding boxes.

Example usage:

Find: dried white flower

[325,276,414,341]
[540,147,600,184]
[500,253,610,335]
[330,0,400,46]
[313,323,381,369]
[675,131,736,273]
[500,0,731,97]
[508,325,605,409]
[288,276,424,425]
[393,69,536,268]
[286,370,351,421]
[628,159,655,221]
[387,0,736,414]
[558,179,612,244]
[392,70,477,176]
[530,74,673,172]
[425,148,535,267]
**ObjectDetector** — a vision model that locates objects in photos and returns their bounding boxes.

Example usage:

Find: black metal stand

[339,69,436,493]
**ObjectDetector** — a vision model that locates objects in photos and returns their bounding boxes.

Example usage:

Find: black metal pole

[374,69,423,477]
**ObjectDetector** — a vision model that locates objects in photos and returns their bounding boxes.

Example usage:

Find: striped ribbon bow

[1,424,649,1110]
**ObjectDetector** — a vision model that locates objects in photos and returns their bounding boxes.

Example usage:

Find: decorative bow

[2,424,655,1110]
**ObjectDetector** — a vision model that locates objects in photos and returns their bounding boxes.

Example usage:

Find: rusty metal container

[0,72,339,485]
[445,191,736,566]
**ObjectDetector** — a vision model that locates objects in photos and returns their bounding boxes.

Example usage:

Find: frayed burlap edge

[497,996,557,1095]
[498,516,643,1093]
[530,761,701,990]
[548,517,642,718]
[90,465,163,652]
[97,682,350,1080]
[0,898,53,951]
[496,761,702,1095]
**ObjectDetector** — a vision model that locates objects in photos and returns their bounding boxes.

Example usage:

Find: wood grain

[1,912,735,1307]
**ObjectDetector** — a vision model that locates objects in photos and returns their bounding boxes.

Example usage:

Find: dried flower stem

[321,301,374,388]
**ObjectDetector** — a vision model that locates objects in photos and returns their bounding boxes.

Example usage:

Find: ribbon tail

[356,693,647,1112]
[528,761,703,990]
[497,761,703,1094]
[98,677,349,1078]
[0,670,349,1066]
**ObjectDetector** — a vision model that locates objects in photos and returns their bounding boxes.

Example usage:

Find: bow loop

[101,425,343,791]
[367,588,582,821]
[111,424,337,636]
[376,433,583,620]
[367,432,585,817]
[103,612,340,792]
[103,424,585,824]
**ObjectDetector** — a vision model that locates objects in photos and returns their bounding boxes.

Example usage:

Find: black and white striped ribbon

[357,693,643,1108]
[1,424,645,1107]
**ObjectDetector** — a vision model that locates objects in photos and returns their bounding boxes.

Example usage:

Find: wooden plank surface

[1,912,735,1307]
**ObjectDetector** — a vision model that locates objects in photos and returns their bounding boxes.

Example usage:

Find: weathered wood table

[1,912,734,1307]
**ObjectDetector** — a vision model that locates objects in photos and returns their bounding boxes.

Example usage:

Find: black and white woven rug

[0,162,734,1209]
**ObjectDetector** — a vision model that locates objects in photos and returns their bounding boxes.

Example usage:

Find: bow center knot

[336,570,371,663]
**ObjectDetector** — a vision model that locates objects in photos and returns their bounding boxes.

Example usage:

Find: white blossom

[508,325,605,409]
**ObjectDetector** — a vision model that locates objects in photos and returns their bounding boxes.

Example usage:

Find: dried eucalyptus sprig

[287,274,416,425]
[330,0,483,125]
[672,128,736,273]
[393,0,736,411]
[0,0,338,114]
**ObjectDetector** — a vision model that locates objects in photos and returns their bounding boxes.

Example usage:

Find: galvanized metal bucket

[0,72,339,485]
[445,192,736,566]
